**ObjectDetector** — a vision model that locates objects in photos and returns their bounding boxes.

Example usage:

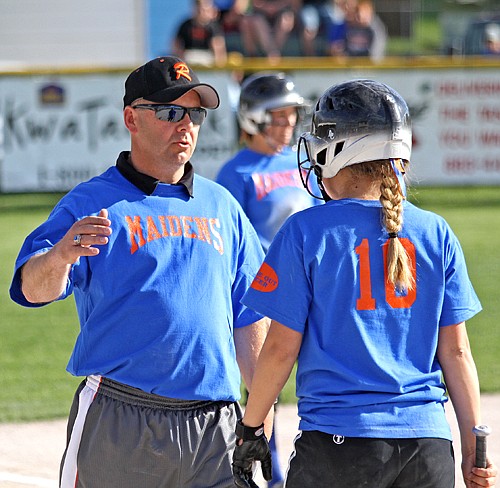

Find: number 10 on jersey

[355,238,417,310]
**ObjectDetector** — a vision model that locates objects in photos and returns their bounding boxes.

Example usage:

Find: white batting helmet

[298,79,412,179]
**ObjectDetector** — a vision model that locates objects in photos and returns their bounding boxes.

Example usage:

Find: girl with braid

[231,80,497,488]
[355,159,415,292]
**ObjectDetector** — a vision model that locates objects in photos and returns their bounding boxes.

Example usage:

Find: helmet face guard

[298,134,332,200]
[238,72,307,135]
[298,79,412,198]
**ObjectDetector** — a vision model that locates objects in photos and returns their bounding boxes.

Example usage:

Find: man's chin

[172,150,193,165]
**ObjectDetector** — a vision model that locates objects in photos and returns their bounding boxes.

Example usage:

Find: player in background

[231,79,498,487]
[10,56,272,488]
[217,72,321,252]
[217,72,320,487]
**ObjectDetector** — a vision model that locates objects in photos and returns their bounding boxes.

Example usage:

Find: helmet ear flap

[311,144,344,180]
[257,111,273,133]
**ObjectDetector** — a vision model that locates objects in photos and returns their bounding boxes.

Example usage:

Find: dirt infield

[0,395,498,488]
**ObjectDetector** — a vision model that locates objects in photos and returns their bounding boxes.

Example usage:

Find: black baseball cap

[123,56,220,109]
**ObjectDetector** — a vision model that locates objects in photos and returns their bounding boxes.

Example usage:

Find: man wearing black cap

[10,57,272,488]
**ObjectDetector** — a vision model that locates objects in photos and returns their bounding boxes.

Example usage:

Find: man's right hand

[21,208,111,304]
[55,208,112,264]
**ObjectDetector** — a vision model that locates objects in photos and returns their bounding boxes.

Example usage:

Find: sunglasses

[132,104,207,125]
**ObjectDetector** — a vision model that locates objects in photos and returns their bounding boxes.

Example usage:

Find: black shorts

[285,430,455,488]
[60,375,241,488]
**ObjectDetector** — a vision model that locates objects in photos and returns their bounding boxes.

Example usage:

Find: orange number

[383,238,417,308]
[355,239,376,310]
[356,238,417,310]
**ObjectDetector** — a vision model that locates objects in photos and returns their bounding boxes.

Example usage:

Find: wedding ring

[73,234,82,246]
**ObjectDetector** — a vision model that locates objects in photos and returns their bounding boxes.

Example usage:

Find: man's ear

[123,106,138,133]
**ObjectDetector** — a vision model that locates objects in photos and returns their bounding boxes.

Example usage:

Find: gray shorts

[60,375,241,488]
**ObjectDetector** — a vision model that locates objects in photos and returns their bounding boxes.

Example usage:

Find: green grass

[1,193,82,422]
[407,186,500,392]
[387,17,444,56]
[1,188,499,422]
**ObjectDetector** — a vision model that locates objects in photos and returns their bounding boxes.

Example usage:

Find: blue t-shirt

[10,165,264,401]
[216,146,322,251]
[242,199,482,439]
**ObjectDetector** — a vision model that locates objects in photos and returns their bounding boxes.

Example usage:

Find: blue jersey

[242,199,481,439]
[10,160,264,401]
[216,146,321,251]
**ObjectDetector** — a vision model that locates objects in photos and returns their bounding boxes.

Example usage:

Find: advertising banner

[0,71,236,192]
[290,68,500,186]
[1,67,500,192]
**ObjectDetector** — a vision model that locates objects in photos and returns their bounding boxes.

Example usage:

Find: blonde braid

[379,162,415,292]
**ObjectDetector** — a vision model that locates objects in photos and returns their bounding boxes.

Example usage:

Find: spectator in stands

[345,0,386,60]
[328,0,386,62]
[214,0,248,34]
[328,0,357,57]
[300,0,345,56]
[240,0,299,61]
[213,0,249,56]
[483,23,500,55]
[173,0,228,66]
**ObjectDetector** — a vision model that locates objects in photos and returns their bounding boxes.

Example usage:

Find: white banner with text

[1,67,499,192]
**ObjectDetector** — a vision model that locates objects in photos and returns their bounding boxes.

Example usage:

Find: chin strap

[316,174,331,202]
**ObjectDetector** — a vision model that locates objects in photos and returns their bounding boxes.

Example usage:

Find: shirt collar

[116,151,194,197]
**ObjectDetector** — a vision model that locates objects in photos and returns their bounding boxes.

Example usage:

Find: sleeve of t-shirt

[216,165,247,210]
[9,205,77,307]
[241,219,311,333]
[175,19,189,41]
[231,208,266,329]
[439,227,482,326]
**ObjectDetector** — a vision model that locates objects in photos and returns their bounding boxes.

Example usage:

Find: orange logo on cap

[173,62,192,81]
[251,262,278,293]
